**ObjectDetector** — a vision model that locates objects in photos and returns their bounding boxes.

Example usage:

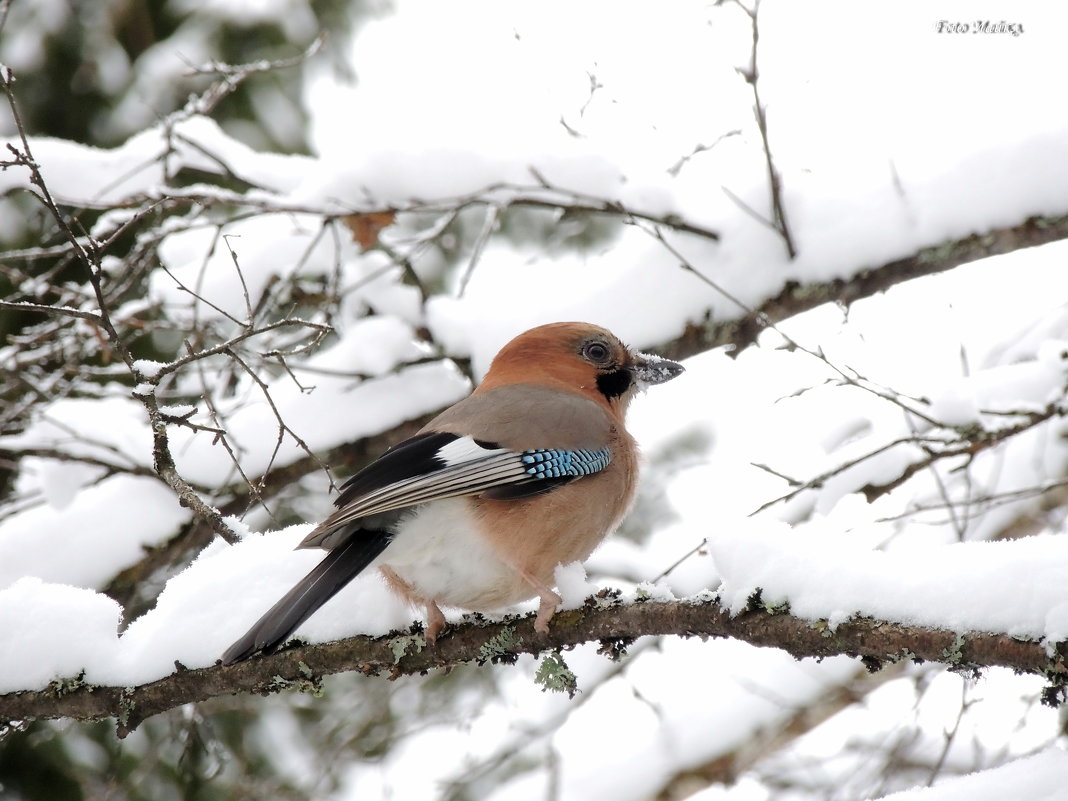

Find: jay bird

[222,322,683,664]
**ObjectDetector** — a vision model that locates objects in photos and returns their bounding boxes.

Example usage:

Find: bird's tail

[221,531,391,665]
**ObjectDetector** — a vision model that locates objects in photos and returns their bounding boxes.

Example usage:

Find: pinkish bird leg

[381,565,447,643]
[520,570,562,633]
[424,601,447,642]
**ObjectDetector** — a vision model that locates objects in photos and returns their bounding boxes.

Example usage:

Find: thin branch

[225,346,333,502]
[748,404,1066,516]
[651,223,943,425]
[443,638,659,798]
[721,185,786,235]
[165,37,322,127]
[858,403,1067,503]
[0,447,158,481]
[749,434,937,515]
[187,353,261,512]
[137,182,723,243]
[149,318,332,381]
[457,202,501,296]
[668,129,742,177]
[180,34,325,79]
[0,299,103,324]
[926,680,973,785]
[157,258,244,326]
[654,667,896,797]
[876,477,1068,526]
[653,538,710,582]
[731,0,796,258]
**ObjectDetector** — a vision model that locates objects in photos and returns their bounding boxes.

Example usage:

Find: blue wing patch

[521,448,612,478]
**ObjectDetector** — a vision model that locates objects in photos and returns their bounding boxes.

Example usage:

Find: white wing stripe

[434,435,509,466]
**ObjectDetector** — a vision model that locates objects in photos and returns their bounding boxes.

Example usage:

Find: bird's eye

[582,341,612,364]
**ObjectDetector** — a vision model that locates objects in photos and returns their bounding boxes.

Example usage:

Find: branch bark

[2,594,1063,738]
[654,213,1068,362]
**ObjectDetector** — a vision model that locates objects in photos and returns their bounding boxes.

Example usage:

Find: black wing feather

[481,475,576,500]
[334,431,460,508]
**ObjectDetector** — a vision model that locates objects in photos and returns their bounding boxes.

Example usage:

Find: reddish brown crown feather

[475,322,633,417]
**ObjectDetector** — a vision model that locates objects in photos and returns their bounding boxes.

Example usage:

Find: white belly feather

[376,498,529,610]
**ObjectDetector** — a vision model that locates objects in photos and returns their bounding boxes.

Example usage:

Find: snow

[0,472,191,591]
[0,396,153,471]
[873,748,1068,801]
[553,562,598,611]
[132,359,166,379]
[0,116,313,206]
[0,577,121,693]
[712,524,1068,640]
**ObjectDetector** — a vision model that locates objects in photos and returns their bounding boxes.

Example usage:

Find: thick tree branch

[2,594,1063,738]
[654,213,1068,361]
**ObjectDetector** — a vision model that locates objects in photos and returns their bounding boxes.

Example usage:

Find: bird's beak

[631,351,685,387]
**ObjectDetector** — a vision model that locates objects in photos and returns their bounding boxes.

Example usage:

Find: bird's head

[477,322,684,413]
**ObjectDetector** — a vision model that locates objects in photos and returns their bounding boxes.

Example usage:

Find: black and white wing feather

[300,431,611,549]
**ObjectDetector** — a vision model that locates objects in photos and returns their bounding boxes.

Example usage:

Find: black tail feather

[221,531,391,665]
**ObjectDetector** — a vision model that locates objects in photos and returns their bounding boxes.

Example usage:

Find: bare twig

[668,129,742,176]
[857,404,1067,503]
[225,346,333,500]
[129,182,723,243]
[0,446,157,481]
[730,0,796,258]
[158,257,244,326]
[181,34,325,79]
[0,299,103,323]
[927,680,973,785]
[876,477,1068,526]
[457,202,501,296]
[443,637,658,798]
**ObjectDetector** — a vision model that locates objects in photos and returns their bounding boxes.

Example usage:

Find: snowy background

[3,0,1068,799]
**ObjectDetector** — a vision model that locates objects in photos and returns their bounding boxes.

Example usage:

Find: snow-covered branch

[0,594,1062,738]
[655,212,1068,360]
